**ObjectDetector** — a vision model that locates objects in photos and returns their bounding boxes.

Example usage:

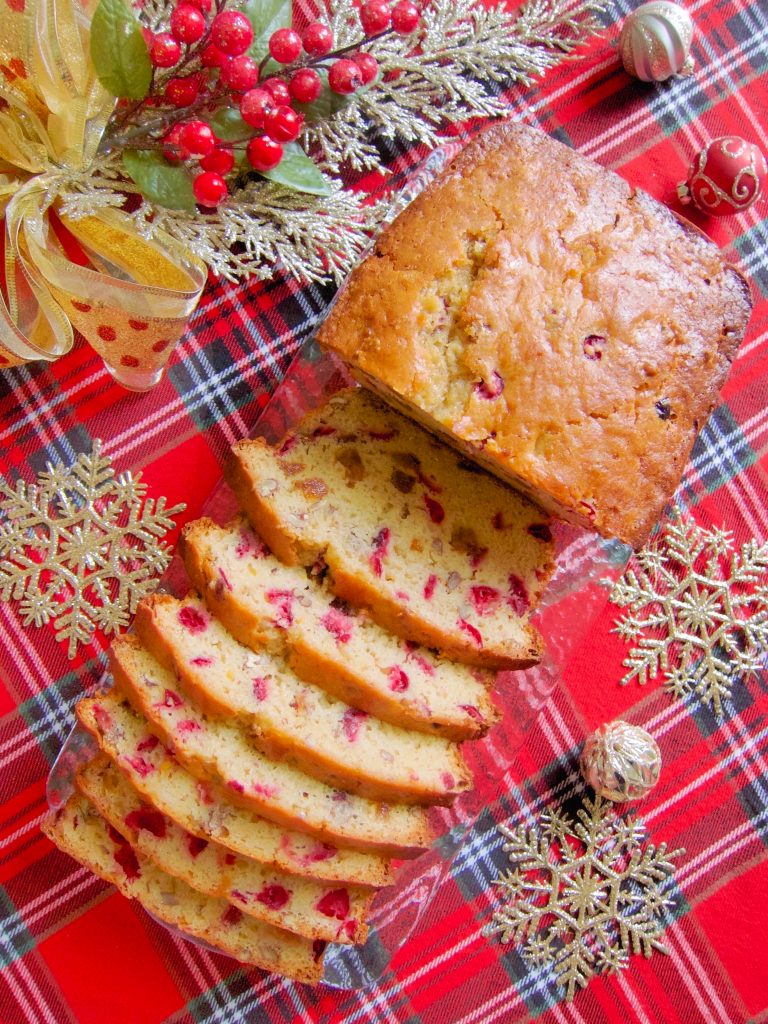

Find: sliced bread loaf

[181,516,499,741]
[227,388,555,669]
[42,794,327,983]
[77,758,373,944]
[110,636,434,856]
[77,705,392,888]
[135,592,470,805]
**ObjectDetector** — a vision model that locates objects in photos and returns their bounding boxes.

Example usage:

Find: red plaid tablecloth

[2,2,768,1020]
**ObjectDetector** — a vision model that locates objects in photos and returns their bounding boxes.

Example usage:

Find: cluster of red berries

[143,0,421,208]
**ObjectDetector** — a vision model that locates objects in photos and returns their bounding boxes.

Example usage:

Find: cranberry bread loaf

[77,758,373,943]
[227,388,555,669]
[77,706,392,887]
[135,592,470,805]
[317,122,752,548]
[42,795,327,983]
[181,516,498,741]
[110,636,434,856]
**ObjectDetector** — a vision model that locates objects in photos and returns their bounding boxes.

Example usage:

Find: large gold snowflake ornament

[485,796,683,1001]
[0,443,185,657]
[609,509,768,718]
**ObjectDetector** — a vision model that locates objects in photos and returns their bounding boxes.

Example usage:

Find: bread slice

[317,122,753,549]
[42,794,327,983]
[77,758,373,944]
[181,516,499,741]
[77,704,392,888]
[227,388,555,669]
[109,636,434,856]
[134,592,470,805]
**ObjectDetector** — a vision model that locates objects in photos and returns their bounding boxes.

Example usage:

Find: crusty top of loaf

[318,121,752,547]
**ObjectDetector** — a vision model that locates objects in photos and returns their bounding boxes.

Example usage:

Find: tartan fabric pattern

[1,0,768,1019]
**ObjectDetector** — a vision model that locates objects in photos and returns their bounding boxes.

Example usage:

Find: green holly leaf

[90,0,152,99]
[293,70,342,124]
[123,150,196,212]
[295,87,353,123]
[242,0,292,61]
[294,70,380,124]
[260,142,334,196]
[209,106,250,142]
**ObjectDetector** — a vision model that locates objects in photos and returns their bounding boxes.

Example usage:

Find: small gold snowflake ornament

[0,442,185,657]
[609,508,768,717]
[486,795,684,1001]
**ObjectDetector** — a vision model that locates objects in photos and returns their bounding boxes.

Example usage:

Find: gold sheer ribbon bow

[0,0,206,386]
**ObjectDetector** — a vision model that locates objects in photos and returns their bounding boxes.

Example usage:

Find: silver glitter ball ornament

[619,1,695,83]
[580,720,662,803]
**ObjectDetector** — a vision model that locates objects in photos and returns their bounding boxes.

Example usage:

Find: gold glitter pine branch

[302,0,610,175]
[66,0,609,283]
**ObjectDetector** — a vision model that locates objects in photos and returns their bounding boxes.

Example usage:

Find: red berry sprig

[328,58,362,95]
[179,119,216,156]
[391,0,420,34]
[211,10,253,55]
[150,33,181,69]
[353,51,379,86]
[169,4,206,44]
[220,54,260,91]
[290,68,322,104]
[302,22,333,57]
[200,148,235,174]
[261,78,291,105]
[360,1,391,35]
[247,135,283,171]
[165,76,199,107]
[111,0,423,209]
[193,170,228,206]
[269,28,302,64]
[240,87,272,128]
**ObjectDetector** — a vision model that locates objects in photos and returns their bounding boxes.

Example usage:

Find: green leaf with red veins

[259,142,334,196]
[242,0,293,63]
[90,0,152,99]
[123,150,196,212]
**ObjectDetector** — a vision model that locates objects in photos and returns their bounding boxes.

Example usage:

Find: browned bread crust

[317,121,752,548]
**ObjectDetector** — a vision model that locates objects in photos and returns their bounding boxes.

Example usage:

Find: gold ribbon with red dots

[0,0,206,380]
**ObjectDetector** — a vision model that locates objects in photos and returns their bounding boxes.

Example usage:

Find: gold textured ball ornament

[619,1,695,82]
[580,720,662,803]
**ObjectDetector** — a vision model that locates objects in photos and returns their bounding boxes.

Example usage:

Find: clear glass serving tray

[46,336,631,987]
[46,140,633,988]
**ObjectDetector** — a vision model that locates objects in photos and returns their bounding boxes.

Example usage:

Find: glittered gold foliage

[0,442,185,656]
[69,0,611,286]
[485,795,684,1001]
[0,0,609,368]
[609,508,768,717]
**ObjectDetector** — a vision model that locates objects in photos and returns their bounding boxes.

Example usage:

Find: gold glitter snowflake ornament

[609,508,768,717]
[0,443,185,657]
[486,796,683,1001]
